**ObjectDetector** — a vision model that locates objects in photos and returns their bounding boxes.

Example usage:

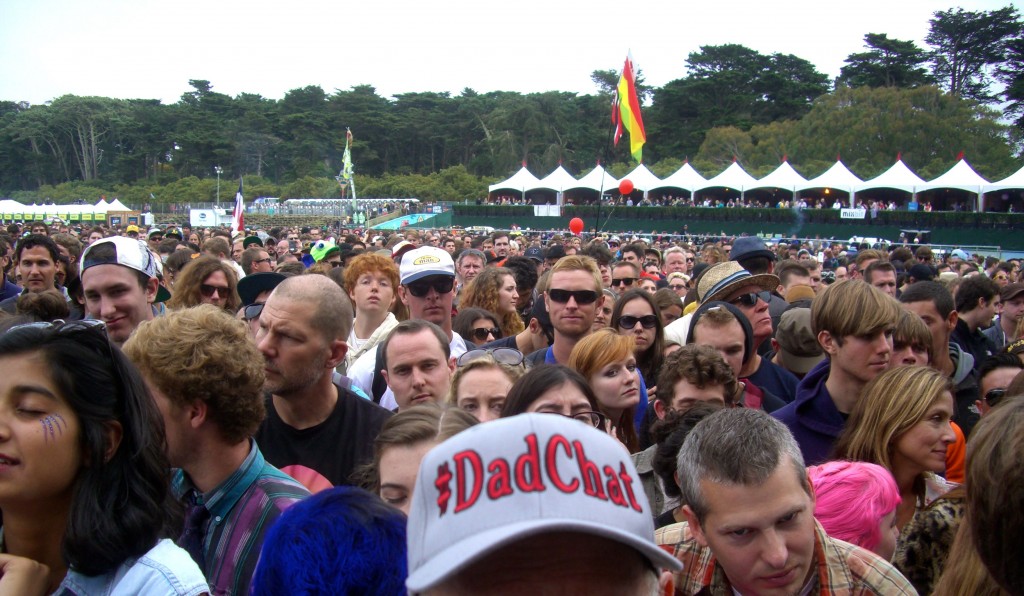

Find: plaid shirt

[665,520,916,595]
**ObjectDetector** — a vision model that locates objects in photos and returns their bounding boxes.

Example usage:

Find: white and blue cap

[405,413,682,592]
[400,246,456,285]
[950,248,971,261]
[80,236,170,302]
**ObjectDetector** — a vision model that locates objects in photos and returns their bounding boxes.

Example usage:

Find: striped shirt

[172,440,310,596]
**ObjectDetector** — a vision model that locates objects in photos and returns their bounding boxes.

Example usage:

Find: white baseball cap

[399,246,455,285]
[405,413,681,592]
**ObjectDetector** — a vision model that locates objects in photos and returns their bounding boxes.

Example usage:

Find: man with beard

[254,274,391,490]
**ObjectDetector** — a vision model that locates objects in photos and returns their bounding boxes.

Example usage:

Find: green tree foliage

[926,6,1022,103]
[646,44,829,162]
[998,36,1024,129]
[839,33,932,88]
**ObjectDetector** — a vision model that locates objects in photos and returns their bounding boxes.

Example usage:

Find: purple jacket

[771,359,845,466]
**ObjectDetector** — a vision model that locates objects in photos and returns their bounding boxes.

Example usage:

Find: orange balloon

[569,217,584,235]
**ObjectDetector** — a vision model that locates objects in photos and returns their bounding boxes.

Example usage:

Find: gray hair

[457,249,486,267]
[677,408,808,524]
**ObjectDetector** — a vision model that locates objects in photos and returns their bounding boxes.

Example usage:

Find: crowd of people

[0,217,1022,595]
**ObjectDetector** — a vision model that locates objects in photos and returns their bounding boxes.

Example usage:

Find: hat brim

[237,272,286,306]
[402,269,455,285]
[406,518,682,592]
[702,273,780,305]
[776,350,825,376]
[154,283,171,303]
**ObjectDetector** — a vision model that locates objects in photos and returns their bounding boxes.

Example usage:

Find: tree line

[0,5,1021,204]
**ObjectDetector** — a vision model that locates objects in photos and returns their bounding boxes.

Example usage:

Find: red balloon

[569,217,584,235]
[619,179,634,195]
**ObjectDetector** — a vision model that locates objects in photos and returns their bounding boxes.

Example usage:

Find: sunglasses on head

[548,289,599,305]
[406,277,455,298]
[457,347,524,367]
[984,388,1006,408]
[611,277,636,287]
[618,314,659,330]
[200,284,230,298]
[243,302,264,322]
[730,290,772,307]
[469,327,502,341]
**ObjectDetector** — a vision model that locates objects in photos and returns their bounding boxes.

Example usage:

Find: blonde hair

[548,255,602,293]
[834,366,952,475]
[460,267,524,337]
[568,328,639,451]
[447,354,525,405]
[812,280,900,341]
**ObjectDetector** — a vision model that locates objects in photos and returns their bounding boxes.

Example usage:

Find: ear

[682,505,708,548]
[380,369,390,388]
[947,310,959,332]
[326,339,348,368]
[818,329,837,356]
[103,421,123,463]
[447,356,457,378]
[771,338,781,352]
[653,399,668,420]
[145,276,159,304]
[398,285,411,306]
[187,400,207,430]
[658,570,675,596]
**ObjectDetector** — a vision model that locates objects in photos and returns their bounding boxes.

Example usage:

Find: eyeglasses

[669,284,687,291]
[253,257,274,265]
[730,290,772,307]
[618,314,659,330]
[200,284,231,298]
[243,302,264,322]
[547,289,599,305]
[457,347,524,367]
[545,410,605,428]
[611,278,636,287]
[405,276,455,297]
[686,257,695,263]
[984,388,1006,408]
[149,236,163,242]
[468,327,502,342]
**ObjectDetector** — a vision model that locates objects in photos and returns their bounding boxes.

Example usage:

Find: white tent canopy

[619,164,662,192]
[653,162,707,194]
[697,161,758,192]
[798,160,863,194]
[106,198,133,211]
[533,165,578,192]
[983,164,1024,193]
[857,159,926,193]
[488,166,541,193]
[917,159,989,193]
[568,164,618,192]
[747,161,808,192]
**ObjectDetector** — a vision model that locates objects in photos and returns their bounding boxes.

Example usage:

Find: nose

[761,528,789,570]
[940,423,956,445]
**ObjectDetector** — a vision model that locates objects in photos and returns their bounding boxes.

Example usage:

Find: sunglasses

[457,347,524,367]
[327,261,343,269]
[548,289,599,305]
[730,290,772,307]
[611,278,637,287]
[669,284,687,291]
[200,284,231,298]
[243,302,264,322]
[618,314,659,330]
[406,277,455,298]
[253,257,274,265]
[984,388,1006,408]
[468,327,502,342]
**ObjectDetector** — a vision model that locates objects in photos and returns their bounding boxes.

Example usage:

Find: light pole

[214,165,223,207]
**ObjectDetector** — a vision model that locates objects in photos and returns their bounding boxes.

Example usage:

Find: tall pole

[214,165,223,207]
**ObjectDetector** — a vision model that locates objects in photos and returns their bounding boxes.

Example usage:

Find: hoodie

[948,343,980,437]
[771,358,843,466]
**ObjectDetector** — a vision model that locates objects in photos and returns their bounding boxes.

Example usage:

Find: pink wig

[808,460,901,552]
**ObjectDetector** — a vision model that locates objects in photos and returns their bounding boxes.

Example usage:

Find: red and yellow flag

[612,53,646,162]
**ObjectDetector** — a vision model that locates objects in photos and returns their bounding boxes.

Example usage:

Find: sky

[0,0,1017,106]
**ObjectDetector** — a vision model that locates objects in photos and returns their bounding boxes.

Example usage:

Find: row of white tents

[0,198,135,221]
[490,159,1024,210]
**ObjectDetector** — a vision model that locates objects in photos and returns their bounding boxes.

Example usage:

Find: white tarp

[918,159,989,193]
[620,163,662,191]
[747,161,809,192]
[983,164,1024,193]
[488,166,541,193]
[534,165,578,192]
[697,161,758,192]
[857,159,926,193]
[569,165,618,192]
[653,162,707,194]
[106,198,133,211]
[798,160,863,194]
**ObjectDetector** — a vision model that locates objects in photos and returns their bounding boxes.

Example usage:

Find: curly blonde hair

[460,267,524,337]
[123,304,266,443]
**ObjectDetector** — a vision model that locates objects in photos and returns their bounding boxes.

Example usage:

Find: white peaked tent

[984,164,1024,193]
[698,161,758,195]
[535,165,581,206]
[106,198,133,211]
[918,159,990,211]
[620,163,662,193]
[653,162,707,194]
[488,166,541,201]
[747,161,808,193]
[93,198,110,210]
[569,164,618,192]
[799,160,864,207]
[856,159,926,193]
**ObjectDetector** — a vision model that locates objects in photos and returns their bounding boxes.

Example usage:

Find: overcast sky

[0,0,1014,105]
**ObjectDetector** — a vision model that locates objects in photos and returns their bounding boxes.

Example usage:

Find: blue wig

[251,486,407,596]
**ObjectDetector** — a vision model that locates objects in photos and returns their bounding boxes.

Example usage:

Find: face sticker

[40,413,67,442]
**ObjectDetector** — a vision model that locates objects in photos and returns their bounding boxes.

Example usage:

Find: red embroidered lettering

[619,462,644,512]
[487,458,513,499]
[604,465,628,507]
[546,435,578,493]
[515,434,545,493]
[453,450,483,513]
[573,440,607,500]
[435,461,453,515]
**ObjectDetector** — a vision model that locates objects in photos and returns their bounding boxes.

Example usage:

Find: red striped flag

[612,53,646,162]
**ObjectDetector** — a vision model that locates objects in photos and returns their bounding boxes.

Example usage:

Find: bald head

[270,274,353,342]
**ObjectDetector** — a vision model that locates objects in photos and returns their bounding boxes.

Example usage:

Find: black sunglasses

[243,302,265,322]
[457,347,524,367]
[730,290,772,307]
[618,314,659,330]
[406,277,455,298]
[469,327,502,341]
[548,289,599,305]
[984,388,1006,408]
[200,284,231,298]
[611,277,636,287]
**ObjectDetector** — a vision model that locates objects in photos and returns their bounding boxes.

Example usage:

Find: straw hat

[697,261,780,305]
